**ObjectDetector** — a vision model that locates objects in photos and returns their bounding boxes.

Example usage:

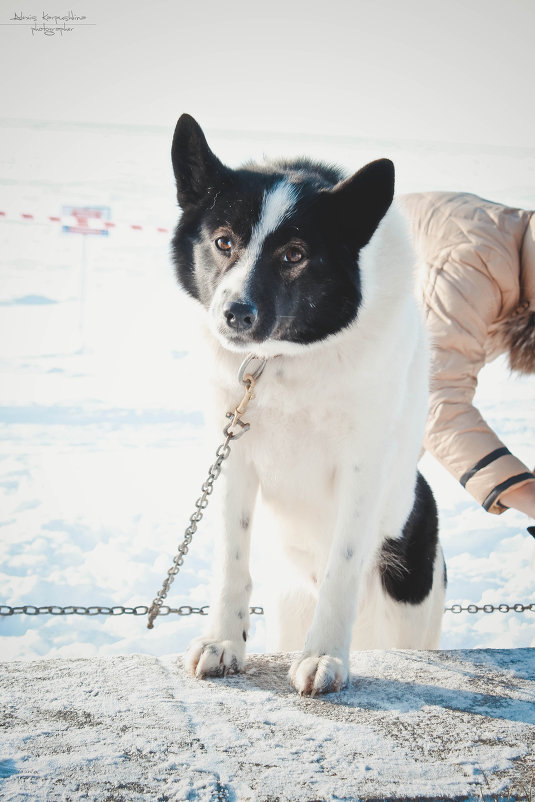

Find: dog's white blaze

[216,180,299,301]
[250,180,299,260]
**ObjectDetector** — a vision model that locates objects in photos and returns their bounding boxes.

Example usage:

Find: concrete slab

[1,649,534,801]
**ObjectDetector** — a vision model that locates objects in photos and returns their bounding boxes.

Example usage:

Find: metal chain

[444,602,535,614]
[146,354,267,630]
[1,603,534,618]
[144,431,232,629]
[0,604,264,617]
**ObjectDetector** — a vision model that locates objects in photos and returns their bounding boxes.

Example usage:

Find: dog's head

[171,114,394,355]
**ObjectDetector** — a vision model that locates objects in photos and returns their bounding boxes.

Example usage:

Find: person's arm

[423,250,535,515]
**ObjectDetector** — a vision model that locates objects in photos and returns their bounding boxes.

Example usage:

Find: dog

[171,114,446,695]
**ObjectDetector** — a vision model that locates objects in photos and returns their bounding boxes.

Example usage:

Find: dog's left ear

[171,114,229,209]
[327,158,395,248]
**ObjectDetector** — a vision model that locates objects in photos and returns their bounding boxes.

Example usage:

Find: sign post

[61,205,111,351]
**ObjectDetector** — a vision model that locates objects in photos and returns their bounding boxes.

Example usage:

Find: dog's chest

[241,368,358,509]
[251,414,337,505]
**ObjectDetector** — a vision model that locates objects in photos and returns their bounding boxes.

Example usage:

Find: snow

[0,119,534,664]
[1,649,534,800]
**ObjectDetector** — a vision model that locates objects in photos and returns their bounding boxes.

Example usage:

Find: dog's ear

[326,158,395,248]
[171,114,228,209]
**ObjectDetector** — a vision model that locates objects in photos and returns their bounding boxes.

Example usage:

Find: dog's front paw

[185,636,246,679]
[289,653,348,696]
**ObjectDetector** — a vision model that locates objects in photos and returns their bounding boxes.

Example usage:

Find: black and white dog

[171,115,445,695]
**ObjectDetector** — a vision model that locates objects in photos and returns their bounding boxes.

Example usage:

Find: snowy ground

[1,120,534,661]
[2,649,534,801]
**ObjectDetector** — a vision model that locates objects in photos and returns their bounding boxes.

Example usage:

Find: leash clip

[223,412,250,440]
[223,354,267,440]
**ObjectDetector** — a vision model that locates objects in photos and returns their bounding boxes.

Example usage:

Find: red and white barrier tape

[0,210,170,234]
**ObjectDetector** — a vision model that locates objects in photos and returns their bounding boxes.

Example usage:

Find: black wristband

[460,447,511,488]
[482,473,535,512]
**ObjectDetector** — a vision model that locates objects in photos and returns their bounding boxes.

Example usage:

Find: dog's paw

[185,637,246,679]
[289,653,348,696]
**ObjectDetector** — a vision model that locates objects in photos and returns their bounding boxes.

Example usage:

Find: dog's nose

[224,300,258,332]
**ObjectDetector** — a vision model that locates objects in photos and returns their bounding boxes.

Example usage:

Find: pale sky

[1,0,534,147]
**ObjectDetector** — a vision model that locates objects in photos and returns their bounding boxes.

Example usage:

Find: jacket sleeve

[423,246,535,514]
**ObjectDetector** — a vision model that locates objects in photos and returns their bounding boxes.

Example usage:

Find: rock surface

[1,649,534,801]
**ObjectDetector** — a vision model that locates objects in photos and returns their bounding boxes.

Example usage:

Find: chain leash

[0,604,264,617]
[145,354,267,630]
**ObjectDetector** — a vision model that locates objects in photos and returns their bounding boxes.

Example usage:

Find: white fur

[185,201,445,695]
[249,181,300,257]
[208,180,299,350]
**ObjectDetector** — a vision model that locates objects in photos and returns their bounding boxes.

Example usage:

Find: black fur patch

[379,472,442,605]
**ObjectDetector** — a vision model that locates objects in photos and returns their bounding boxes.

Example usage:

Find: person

[401,191,535,529]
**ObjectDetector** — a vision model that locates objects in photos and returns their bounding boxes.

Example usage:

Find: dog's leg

[289,459,385,696]
[185,455,259,678]
[267,581,317,652]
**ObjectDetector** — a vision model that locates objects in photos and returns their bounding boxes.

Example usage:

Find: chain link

[144,429,233,629]
[0,604,264,617]
[146,355,266,630]
[444,602,535,614]
[2,602,535,618]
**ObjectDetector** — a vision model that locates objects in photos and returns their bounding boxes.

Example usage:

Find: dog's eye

[215,236,232,253]
[282,246,305,264]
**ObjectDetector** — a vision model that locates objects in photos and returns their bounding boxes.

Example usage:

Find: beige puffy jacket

[401,191,535,514]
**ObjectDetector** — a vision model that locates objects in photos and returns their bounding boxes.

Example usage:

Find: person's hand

[499,477,535,519]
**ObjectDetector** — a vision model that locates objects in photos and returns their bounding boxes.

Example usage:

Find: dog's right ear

[171,114,228,209]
